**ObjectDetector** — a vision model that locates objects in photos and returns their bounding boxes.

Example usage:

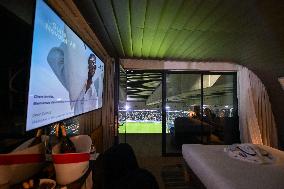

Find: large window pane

[165,74,202,153]
[203,74,239,144]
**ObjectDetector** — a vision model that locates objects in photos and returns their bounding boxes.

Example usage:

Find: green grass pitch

[118,122,162,133]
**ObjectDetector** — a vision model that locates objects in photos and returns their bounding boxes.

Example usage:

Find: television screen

[26,0,104,131]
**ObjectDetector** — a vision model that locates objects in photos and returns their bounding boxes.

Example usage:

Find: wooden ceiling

[75,0,282,65]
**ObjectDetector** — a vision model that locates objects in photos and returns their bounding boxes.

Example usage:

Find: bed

[182,144,284,189]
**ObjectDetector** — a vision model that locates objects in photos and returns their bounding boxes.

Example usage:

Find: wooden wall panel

[102,58,115,150]
[78,109,102,135]
[47,0,115,152]
[90,126,103,153]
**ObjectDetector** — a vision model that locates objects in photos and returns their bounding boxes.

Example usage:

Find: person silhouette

[192,105,201,120]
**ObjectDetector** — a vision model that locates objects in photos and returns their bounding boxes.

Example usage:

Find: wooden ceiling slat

[197,0,238,32]
[165,1,205,58]
[212,35,237,57]
[74,0,117,56]
[158,0,203,57]
[112,0,133,56]
[210,0,255,33]
[148,0,184,57]
[196,13,266,60]
[223,2,259,33]
[238,34,279,62]
[182,31,219,59]
[185,0,221,31]
[166,0,223,58]
[141,27,156,57]
[199,32,253,60]
[131,0,147,57]
[164,30,193,58]
[195,34,230,58]
[194,33,236,59]
[180,0,239,58]
[181,10,242,59]
[141,0,165,57]
[217,35,248,60]
[131,27,144,57]
[160,0,202,57]
[174,31,204,58]
[130,0,147,28]
[95,0,125,56]
[171,0,202,30]
[184,9,246,58]
[193,6,263,60]
[256,1,284,47]
[156,29,178,58]
[148,29,167,57]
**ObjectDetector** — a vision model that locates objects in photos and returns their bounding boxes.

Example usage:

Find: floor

[119,134,183,189]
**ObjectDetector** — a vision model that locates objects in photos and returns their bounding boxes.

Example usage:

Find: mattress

[182,144,284,189]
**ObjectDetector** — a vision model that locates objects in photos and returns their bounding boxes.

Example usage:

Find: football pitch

[118,122,162,133]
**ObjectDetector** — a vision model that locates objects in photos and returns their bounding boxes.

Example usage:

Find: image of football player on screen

[47,45,99,115]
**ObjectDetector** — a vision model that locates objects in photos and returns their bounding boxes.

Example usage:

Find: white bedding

[182,144,284,189]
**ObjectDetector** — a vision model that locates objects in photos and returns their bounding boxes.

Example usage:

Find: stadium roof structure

[126,71,162,101]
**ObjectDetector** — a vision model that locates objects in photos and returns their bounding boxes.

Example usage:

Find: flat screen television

[26,0,104,131]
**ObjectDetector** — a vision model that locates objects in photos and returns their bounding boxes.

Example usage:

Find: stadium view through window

[118,69,239,154]
[118,71,163,134]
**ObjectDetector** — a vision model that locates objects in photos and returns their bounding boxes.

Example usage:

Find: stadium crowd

[118,107,233,123]
[118,110,187,122]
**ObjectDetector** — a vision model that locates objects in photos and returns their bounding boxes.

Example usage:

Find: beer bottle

[59,123,76,153]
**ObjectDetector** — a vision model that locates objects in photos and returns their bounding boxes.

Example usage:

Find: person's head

[188,110,196,118]
[88,54,96,79]
[204,108,211,117]
[193,106,200,114]
[219,110,225,118]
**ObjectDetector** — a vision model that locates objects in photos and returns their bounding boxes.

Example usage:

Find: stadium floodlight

[166,106,170,109]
